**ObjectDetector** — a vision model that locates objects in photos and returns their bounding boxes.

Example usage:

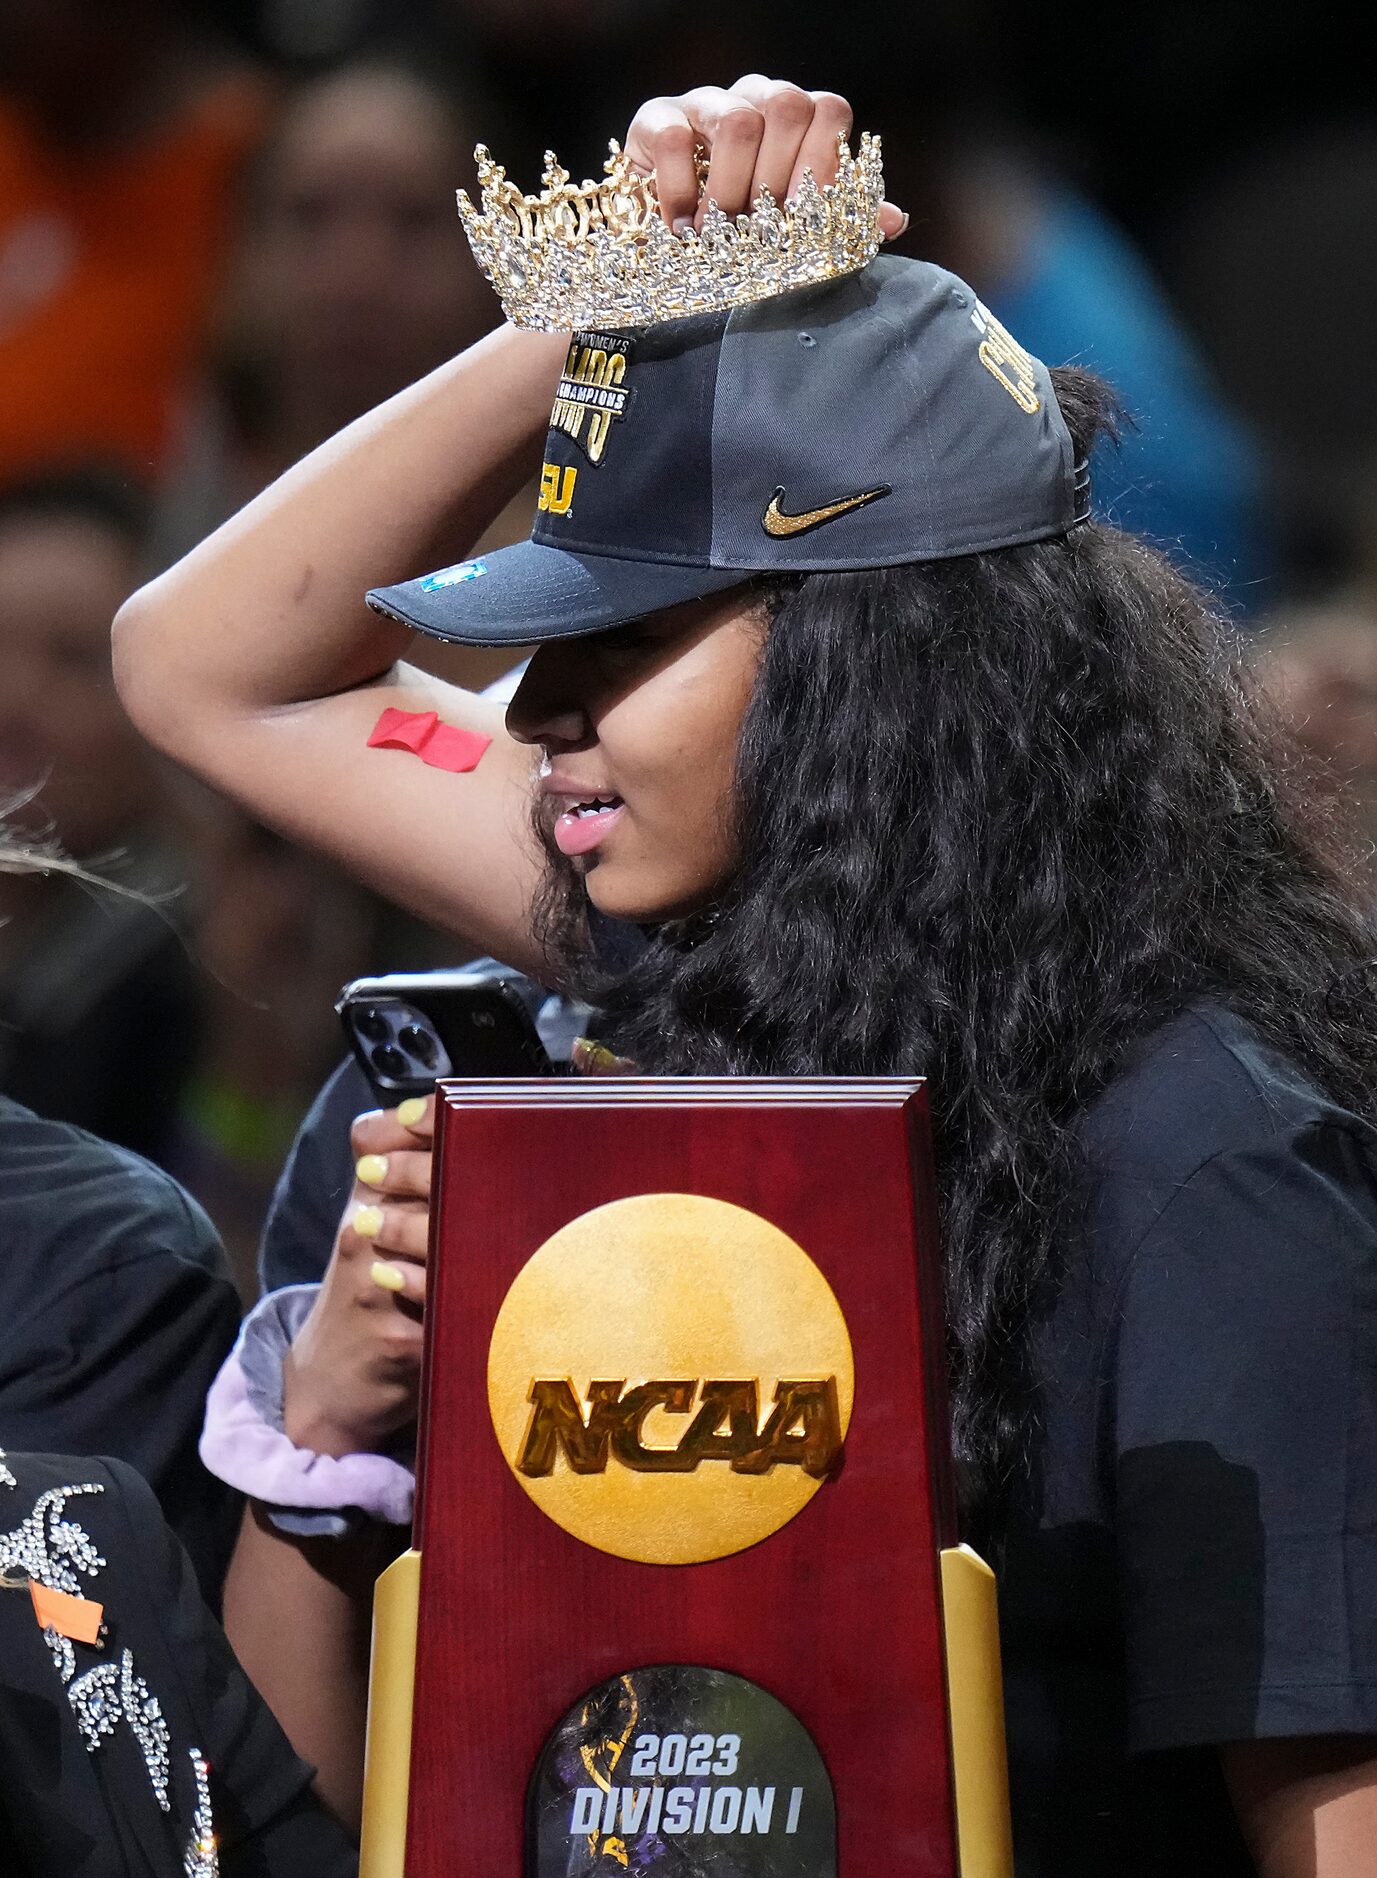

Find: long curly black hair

[534,367,1377,1539]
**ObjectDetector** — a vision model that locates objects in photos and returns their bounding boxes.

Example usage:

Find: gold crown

[457,132,884,331]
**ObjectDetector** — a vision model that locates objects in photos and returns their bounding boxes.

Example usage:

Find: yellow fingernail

[353,1204,384,1239]
[396,1097,427,1128]
[572,1036,635,1075]
[370,1259,406,1292]
[356,1154,388,1187]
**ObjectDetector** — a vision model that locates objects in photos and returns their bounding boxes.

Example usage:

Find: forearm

[1222,1737,1377,1876]
[223,1500,402,1836]
[114,323,565,730]
[109,324,564,964]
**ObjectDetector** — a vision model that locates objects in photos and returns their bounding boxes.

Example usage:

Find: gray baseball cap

[366,254,1089,646]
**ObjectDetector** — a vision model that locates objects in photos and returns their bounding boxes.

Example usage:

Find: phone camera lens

[371,1044,409,1081]
[398,1024,438,1067]
[356,1005,390,1043]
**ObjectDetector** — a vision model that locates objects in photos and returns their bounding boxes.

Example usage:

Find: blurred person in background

[926,139,1271,614]
[0,0,270,484]
[0,471,201,1167]
[1251,604,1377,890]
[1248,469,1377,895]
[230,60,494,468]
[159,57,517,620]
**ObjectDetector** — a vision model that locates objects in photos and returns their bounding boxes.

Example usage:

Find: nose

[504,640,591,750]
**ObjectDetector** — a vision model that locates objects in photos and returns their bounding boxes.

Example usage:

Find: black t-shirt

[0,872,202,1169]
[0,1097,242,1600]
[0,1451,356,1877]
[1002,1002,1377,1873]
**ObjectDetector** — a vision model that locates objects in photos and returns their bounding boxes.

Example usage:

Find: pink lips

[552,797,626,856]
[543,767,626,857]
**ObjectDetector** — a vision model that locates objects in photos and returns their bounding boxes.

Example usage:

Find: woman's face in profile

[505,589,765,923]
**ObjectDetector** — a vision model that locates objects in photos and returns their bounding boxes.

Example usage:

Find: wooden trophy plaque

[359,1079,1011,1877]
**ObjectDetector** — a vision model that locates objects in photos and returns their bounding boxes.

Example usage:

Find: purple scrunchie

[200,1285,414,1531]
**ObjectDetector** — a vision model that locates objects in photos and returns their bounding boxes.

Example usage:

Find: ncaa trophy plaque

[359,1079,1013,1877]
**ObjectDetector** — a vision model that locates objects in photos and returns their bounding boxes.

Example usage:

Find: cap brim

[366,538,750,648]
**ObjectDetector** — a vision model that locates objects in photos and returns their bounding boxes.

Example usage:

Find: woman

[0,827,356,1875]
[114,78,1377,1876]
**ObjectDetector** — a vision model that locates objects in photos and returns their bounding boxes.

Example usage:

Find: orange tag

[29,1581,104,1644]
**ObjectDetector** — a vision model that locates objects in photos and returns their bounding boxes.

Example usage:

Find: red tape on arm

[367,707,492,774]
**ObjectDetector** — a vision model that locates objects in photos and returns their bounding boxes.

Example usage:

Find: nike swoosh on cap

[761,483,892,538]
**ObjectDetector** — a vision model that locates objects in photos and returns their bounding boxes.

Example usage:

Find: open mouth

[553,793,626,857]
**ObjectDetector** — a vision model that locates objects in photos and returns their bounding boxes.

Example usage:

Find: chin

[583,863,717,927]
[582,872,665,924]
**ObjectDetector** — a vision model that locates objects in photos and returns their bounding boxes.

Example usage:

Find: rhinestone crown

[458,133,884,331]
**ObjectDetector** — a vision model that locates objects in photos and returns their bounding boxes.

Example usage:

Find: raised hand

[624,75,906,240]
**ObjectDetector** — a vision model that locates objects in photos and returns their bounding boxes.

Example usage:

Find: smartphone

[336,970,555,1104]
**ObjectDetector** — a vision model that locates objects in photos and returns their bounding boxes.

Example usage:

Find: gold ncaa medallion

[486,1193,855,1565]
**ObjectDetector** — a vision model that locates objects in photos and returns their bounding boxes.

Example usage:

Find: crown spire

[457,133,885,331]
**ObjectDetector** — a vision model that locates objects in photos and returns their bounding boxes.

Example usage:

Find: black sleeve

[0,923,201,1170]
[109,1458,358,1878]
[258,1058,373,1295]
[0,1162,242,1604]
[1110,1118,1377,1752]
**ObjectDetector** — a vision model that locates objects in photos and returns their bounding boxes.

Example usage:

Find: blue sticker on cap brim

[419,560,487,592]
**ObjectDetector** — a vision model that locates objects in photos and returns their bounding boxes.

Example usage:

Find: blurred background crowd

[2,0,1375,1291]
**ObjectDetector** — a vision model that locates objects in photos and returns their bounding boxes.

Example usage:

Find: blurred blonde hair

[0,792,124,891]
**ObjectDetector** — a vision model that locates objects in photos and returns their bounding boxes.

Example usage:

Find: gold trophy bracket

[359,1547,422,1878]
[940,1544,1014,1878]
